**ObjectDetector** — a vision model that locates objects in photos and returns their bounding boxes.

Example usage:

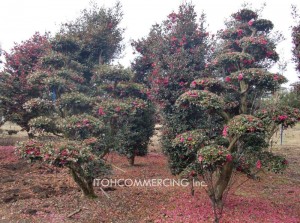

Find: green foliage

[132,2,211,173]
[227,114,264,136]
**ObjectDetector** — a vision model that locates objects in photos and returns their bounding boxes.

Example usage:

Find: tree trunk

[24,125,34,138]
[69,164,97,198]
[209,162,234,223]
[128,155,135,166]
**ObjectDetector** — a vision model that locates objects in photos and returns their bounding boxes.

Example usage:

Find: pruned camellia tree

[14,3,155,198]
[134,4,300,223]
[174,8,300,222]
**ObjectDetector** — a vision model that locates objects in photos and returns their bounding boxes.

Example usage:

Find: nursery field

[0,124,299,223]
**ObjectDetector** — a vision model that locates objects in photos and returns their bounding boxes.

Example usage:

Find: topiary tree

[173,8,300,222]
[91,64,155,165]
[131,2,211,173]
[15,2,155,198]
[15,3,125,198]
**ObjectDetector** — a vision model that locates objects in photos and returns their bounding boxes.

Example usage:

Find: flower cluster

[197,145,232,169]
[227,114,264,136]
[96,98,149,118]
[228,68,287,90]
[220,28,248,40]
[255,106,300,127]
[214,52,254,69]
[190,78,225,92]
[175,90,224,110]
[58,114,105,140]
[172,129,208,152]
[15,139,43,161]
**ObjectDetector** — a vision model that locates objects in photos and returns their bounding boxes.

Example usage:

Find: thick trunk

[128,155,135,166]
[209,162,234,223]
[214,162,233,202]
[70,164,97,198]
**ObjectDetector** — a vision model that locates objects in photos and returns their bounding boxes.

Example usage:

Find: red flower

[191,81,197,88]
[256,160,262,169]
[61,150,68,156]
[273,74,279,81]
[248,19,254,26]
[225,76,231,82]
[179,81,185,86]
[82,119,89,125]
[98,107,106,116]
[180,137,185,143]
[226,154,233,162]
[187,137,193,141]
[237,29,243,37]
[238,73,243,81]
[278,115,288,121]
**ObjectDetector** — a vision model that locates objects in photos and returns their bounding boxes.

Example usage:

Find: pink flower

[191,81,197,88]
[225,76,231,82]
[273,74,279,81]
[115,106,121,112]
[179,81,185,86]
[198,155,204,162]
[61,150,68,156]
[44,154,51,160]
[187,137,193,141]
[180,137,185,143]
[98,107,106,116]
[278,115,288,121]
[248,19,254,26]
[238,73,243,81]
[188,91,198,97]
[222,126,228,137]
[256,160,262,169]
[226,154,233,162]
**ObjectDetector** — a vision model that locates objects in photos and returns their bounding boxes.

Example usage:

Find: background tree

[291,5,300,75]
[0,33,51,136]
[173,8,300,222]
[132,2,212,173]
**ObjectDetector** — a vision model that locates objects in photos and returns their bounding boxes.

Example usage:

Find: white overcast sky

[1,0,299,86]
